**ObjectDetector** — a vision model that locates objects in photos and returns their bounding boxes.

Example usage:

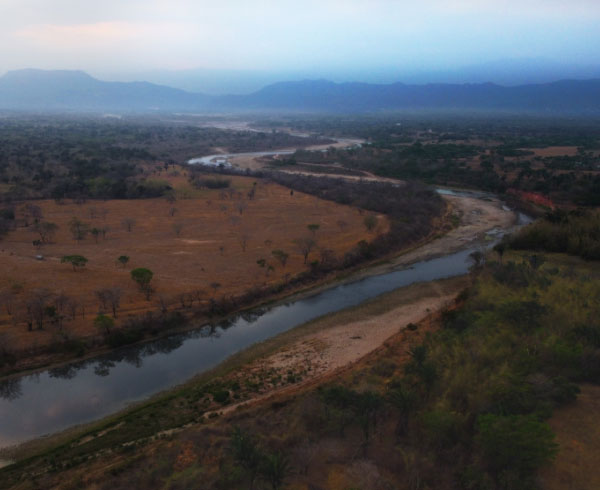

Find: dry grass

[539,384,600,490]
[0,173,380,352]
[526,146,579,157]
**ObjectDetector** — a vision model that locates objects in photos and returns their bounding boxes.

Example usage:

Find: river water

[0,173,531,449]
[187,138,362,167]
[0,234,518,448]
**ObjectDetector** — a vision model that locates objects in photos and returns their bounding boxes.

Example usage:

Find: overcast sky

[1,0,599,77]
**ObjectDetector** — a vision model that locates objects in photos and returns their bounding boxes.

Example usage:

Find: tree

[122,218,136,232]
[165,191,176,204]
[468,250,485,271]
[21,203,42,227]
[293,237,316,264]
[61,255,88,271]
[364,214,378,232]
[319,248,336,266]
[68,217,89,242]
[24,288,52,330]
[173,222,183,237]
[493,242,506,263]
[33,221,58,244]
[94,313,114,335]
[53,293,70,329]
[131,268,154,300]
[271,249,289,267]
[95,287,122,317]
[337,219,348,231]
[307,223,320,236]
[239,233,249,252]
[261,452,290,490]
[236,200,248,215]
[210,282,221,297]
[117,255,130,268]
[231,427,262,490]
[90,227,100,243]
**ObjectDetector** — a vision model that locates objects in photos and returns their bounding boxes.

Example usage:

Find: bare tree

[319,248,336,266]
[95,289,109,311]
[0,289,16,315]
[33,221,58,244]
[173,222,184,237]
[68,217,89,242]
[66,297,80,321]
[53,293,70,329]
[165,192,177,205]
[210,282,221,297]
[272,249,289,268]
[24,288,53,330]
[192,289,204,306]
[238,233,250,252]
[158,295,169,315]
[293,237,316,264]
[95,287,122,317]
[21,203,43,227]
[122,218,136,232]
[364,214,378,232]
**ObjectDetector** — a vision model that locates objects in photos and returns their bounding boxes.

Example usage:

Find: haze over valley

[1,2,600,489]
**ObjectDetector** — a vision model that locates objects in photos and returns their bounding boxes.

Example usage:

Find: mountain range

[1,69,599,114]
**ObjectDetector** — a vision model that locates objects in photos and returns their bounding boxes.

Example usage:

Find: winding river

[0,141,531,450]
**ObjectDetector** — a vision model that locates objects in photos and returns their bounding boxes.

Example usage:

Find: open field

[0,174,380,355]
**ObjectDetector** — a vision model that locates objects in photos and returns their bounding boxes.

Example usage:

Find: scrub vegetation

[2,212,600,489]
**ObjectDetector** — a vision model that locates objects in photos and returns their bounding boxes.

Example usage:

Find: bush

[106,328,144,348]
[422,409,465,449]
[477,414,557,476]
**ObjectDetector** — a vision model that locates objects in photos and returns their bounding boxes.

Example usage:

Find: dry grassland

[0,174,381,352]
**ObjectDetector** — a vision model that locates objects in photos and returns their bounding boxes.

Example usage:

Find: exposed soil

[209,277,469,418]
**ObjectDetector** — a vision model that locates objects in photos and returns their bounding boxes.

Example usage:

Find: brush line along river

[0,146,531,448]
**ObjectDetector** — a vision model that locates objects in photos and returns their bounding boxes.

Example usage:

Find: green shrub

[477,414,557,476]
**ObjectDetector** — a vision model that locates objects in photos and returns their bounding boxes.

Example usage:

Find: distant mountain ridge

[1,69,599,114]
[0,69,209,111]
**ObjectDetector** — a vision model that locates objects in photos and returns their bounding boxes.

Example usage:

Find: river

[0,139,531,449]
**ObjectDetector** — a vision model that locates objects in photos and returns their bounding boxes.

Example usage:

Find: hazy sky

[1,0,599,76]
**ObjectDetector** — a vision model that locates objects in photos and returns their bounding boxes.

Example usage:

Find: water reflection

[0,197,529,447]
[0,378,21,401]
